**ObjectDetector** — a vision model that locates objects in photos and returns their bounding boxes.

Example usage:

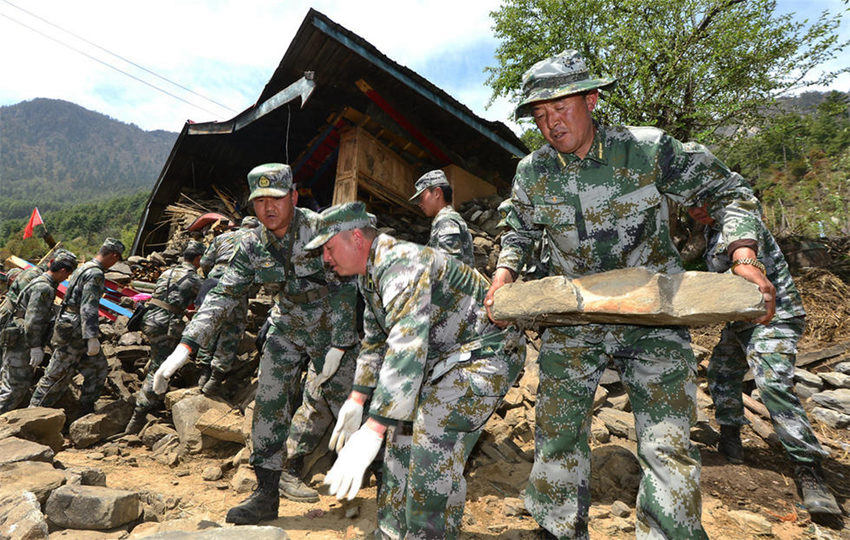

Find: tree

[486,0,849,143]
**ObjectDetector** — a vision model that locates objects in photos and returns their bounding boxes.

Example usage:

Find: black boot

[279,456,319,502]
[201,369,227,398]
[123,405,150,435]
[718,425,743,464]
[225,467,281,524]
[794,463,842,516]
[197,364,212,388]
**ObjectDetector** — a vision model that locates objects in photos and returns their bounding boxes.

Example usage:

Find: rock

[171,394,231,452]
[64,466,107,487]
[110,262,133,276]
[492,268,765,326]
[45,485,141,530]
[0,407,65,452]
[610,500,631,518]
[596,408,636,441]
[118,332,145,346]
[502,497,527,517]
[130,518,221,538]
[69,412,127,449]
[820,372,850,389]
[606,393,631,412]
[691,344,710,364]
[0,460,65,503]
[590,445,641,503]
[834,361,850,375]
[794,369,823,388]
[795,382,819,400]
[811,389,850,414]
[164,388,200,410]
[231,465,257,493]
[195,408,245,444]
[592,386,609,411]
[202,466,223,481]
[113,345,151,366]
[140,525,290,539]
[690,421,720,446]
[0,490,48,540]
[0,436,54,465]
[141,423,178,449]
[728,509,772,535]
[599,368,621,387]
[152,434,182,467]
[232,447,251,469]
[590,416,610,444]
[810,407,850,429]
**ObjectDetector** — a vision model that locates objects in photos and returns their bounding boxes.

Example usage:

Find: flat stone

[0,460,66,503]
[795,382,819,400]
[141,423,178,449]
[231,465,257,493]
[117,332,145,346]
[195,408,245,444]
[69,412,128,449]
[152,434,181,467]
[45,485,141,530]
[820,372,850,389]
[130,518,222,538]
[0,407,65,452]
[794,369,823,388]
[607,393,631,412]
[592,386,609,411]
[590,416,610,444]
[0,436,53,465]
[112,345,151,365]
[596,408,636,441]
[810,407,850,429]
[811,389,850,415]
[728,509,772,535]
[590,445,641,503]
[202,466,223,481]
[140,525,289,539]
[610,500,631,518]
[833,362,850,375]
[64,466,107,487]
[492,268,765,326]
[690,421,720,446]
[0,490,48,539]
[171,395,231,453]
[164,387,200,410]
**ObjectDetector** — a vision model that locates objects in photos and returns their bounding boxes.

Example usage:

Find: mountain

[0,98,178,221]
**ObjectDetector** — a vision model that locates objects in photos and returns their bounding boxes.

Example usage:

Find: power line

[0,6,233,118]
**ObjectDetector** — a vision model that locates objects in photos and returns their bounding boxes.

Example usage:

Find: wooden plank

[442,164,497,207]
[742,393,770,419]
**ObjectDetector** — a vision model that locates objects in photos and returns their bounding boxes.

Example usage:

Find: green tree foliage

[486,0,849,143]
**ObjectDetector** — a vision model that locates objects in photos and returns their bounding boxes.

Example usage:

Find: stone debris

[129,517,222,538]
[0,490,48,540]
[809,407,850,429]
[45,485,141,530]
[811,389,850,415]
[139,525,290,539]
[609,500,631,518]
[195,408,246,444]
[727,509,773,536]
[820,371,850,389]
[0,407,65,452]
[0,460,66,503]
[0,436,54,465]
[170,394,232,453]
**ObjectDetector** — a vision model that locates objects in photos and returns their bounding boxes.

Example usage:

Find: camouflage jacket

[428,206,475,267]
[0,265,46,327]
[56,260,105,340]
[10,272,59,348]
[704,222,806,324]
[142,261,202,332]
[182,208,358,356]
[355,233,511,423]
[200,229,243,279]
[498,124,763,278]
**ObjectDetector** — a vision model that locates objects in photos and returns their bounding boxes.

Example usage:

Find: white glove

[152,344,191,394]
[324,424,383,500]
[309,347,345,394]
[29,347,45,368]
[329,398,364,453]
[86,337,100,356]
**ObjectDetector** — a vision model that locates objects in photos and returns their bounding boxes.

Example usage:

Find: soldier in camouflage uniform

[29,239,124,413]
[484,51,776,539]
[410,169,475,266]
[152,164,359,525]
[122,241,205,434]
[309,202,524,540]
[688,205,840,515]
[196,216,260,395]
[0,251,77,413]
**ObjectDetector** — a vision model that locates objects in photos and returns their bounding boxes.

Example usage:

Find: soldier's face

[416,188,441,218]
[253,191,298,237]
[322,230,366,276]
[532,91,598,158]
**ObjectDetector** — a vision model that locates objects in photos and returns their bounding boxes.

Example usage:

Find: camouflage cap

[304,202,377,250]
[409,169,450,202]
[52,249,78,268]
[515,50,616,120]
[183,240,206,259]
[241,216,260,229]
[101,237,125,258]
[247,163,293,201]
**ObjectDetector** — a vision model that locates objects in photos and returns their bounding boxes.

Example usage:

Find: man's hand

[324,419,385,500]
[329,392,367,453]
[731,248,775,325]
[308,347,345,394]
[86,337,100,356]
[484,267,515,327]
[153,343,192,394]
[29,347,44,368]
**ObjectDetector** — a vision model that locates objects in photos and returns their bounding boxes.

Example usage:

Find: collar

[434,205,455,219]
[260,209,301,251]
[364,233,392,290]
[555,122,607,168]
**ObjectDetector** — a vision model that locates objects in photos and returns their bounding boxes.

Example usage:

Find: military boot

[718,424,743,464]
[197,364,212,388]
[201,369,227,398]
[279,456,319,502]
[123,405,150,435]
[794,463,842,515]
[225,467,281,524]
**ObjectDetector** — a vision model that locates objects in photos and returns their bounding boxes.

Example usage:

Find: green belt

[147,297,183,315]
[279,286,329,305]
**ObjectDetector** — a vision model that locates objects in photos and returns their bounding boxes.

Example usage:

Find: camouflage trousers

[527,325,706,540]
[29,336,108,409]
[707,316,827,464]
[136,323,178,411]
[196,298,248,374]
[0,344,35,413]
[250,319,359,471]
[377,348,522,540]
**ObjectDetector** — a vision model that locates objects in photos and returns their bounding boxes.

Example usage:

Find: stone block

[0,436,53,465]
[45,485,141,530]
[64,466,107,487]
[0,490,48,540]
[834,361,850,375]
[0,407,65,452]
[592,386,608,411]
[810,407,850,429]
[590,445,641,503]
[139,526,289,539]
[195,408,246,444]
[492,268,765,326]
[811,389,850,415]
[69,412,127,449]
[606,392,631,412]
[152,434,181,466]
[141,423,178,449]
[728,509,772,535]
[596,408,636,441]
[590,416,610,444]
[130,517,221,538]
[0,460,66,503]
[171,394,231,453]
[820,372,850,389]
[794,369,823,389]
[231,465,257,493]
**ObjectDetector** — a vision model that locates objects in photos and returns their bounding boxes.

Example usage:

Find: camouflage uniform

[136,261,202,410]
[0,265,46,329]
[353,233,523,539]
[181,208,359,471]
[428,206,475,267]
[704,222,827,464]
[0,273,59,412]
[29,260,108,409]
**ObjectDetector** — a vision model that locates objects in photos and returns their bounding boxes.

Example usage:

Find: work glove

[329,397,364,453]
[86,337,100,356]
[324,424,383,500]
[308,347,345,394]
[29,347,45,368]
[153,344,191,394]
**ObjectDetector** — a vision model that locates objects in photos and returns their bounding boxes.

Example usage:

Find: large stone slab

[0,436,54,465]
[0,407,65,452]
[195,408,246,444]
[0,490,48,540]
[141,526,289,539]
[69,412,126,449]
[45,485,141,530]
[0,461,66,503]
[492,268,765,326]
[811,389,850,415]
[171,395,231,453]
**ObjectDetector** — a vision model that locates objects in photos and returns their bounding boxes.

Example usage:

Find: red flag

[23,207,44,239]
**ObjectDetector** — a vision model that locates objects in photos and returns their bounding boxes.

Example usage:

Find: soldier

[484,50,775,539]
[152,163,359,525]
[0,251,77,413]
[29,238,124,413]
[688,205,841,516]
[122,241,205,435]
[308,202,524,539]
[409,169,475,266]
[196,215,260,395]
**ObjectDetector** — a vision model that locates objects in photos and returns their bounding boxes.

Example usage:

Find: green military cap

[409,169,450,202]
[247,163,293,201]
[241,216,260,229]
[514,49,616,120]
[183,240,206,258]
[52,249,78,268]
[304,202,377,250]
[101,237,125,258]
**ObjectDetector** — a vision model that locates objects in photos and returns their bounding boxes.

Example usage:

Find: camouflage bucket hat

[241,216,260,229]
[183,240,205,259]
[304,202,377,250]
[102,237,126,259]
[515,49,616,120]
[247,163,293,201]
[409,169,450,201]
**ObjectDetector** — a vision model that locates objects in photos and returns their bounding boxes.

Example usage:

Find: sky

[0,0,847,135]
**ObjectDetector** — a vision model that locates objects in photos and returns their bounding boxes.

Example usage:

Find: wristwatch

[730,257,766,275]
